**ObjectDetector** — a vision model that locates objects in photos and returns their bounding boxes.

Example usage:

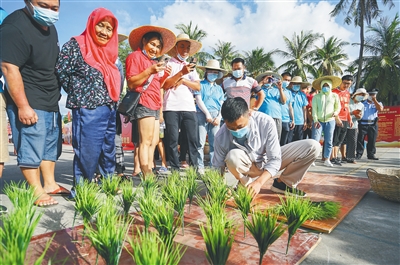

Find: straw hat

[118,33,128,43]
[167,33,202,58]
[312,75,342,91]
[287,76,309,88]
[198,59,227,74]
[255,71,282,83]
[352,88,368,100]
[128,25,176,55]
[301,82,312,89]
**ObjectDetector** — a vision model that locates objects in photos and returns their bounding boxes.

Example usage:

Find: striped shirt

[222,75,261,107]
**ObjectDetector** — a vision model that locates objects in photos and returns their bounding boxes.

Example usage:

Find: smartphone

[189,57,197,66]
[159,55,170,65]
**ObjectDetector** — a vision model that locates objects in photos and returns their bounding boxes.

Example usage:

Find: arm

[289,103,295,129]
[163,62,196,90]
[371,96,384,111]
[302,106,307,130]
[195,94,212,121]
[127,62,165,91]
[277,81,287,104]
[254,90,265,110]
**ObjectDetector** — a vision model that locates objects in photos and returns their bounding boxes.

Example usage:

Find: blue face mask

[229,126,249,139]
[28,2,59,27]
[263,83,272,89]
[207,73,218,82]
[282,81,290,89]
[292,84,300,92]
[232,69,243,79]
[322,86,330,93]
[142,50,156,60]
[355,95,365,102]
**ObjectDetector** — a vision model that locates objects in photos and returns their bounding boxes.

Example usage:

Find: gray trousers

[225,139,320,188]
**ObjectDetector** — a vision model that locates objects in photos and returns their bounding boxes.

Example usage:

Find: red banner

[376,105,400,147]
[120,114,135,150]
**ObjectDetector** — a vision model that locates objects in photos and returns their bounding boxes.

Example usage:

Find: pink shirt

[222,75,260,107]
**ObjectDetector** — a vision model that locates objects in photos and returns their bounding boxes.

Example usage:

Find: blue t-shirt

[281,89,293,122]
[258,85,282,119]
[360,100,383,124]
[194,79,224,113]
[292,91,308,125]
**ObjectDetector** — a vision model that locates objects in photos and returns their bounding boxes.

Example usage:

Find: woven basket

[366,168,400,202]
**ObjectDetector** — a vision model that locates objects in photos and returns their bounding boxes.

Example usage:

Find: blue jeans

[196,111,220,168]
[312,120,335,159]
[72,106,116,184]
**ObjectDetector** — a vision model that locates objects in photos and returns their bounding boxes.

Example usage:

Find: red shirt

[332,87,350,121]
[125,49,161,110]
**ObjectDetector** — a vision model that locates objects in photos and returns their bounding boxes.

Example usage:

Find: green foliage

[197,194,226,224]
[245,209,286,265]
[309,201,341,220]
[279,192,313,254]
[211,40,241,71]
[85,198,130,265]
[151,199,180,245]
[74,179,102,227]
[232,184,253,237]
[101,174,121,197]
[162,170,188,218]
[119,180,137,220]
[127,228,186,265]
[244,47,277,77]
[201,169,229,206]
[185,166,199,213]
[136,178,160,232]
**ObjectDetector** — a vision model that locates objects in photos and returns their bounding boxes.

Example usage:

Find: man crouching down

[212,97,320,198]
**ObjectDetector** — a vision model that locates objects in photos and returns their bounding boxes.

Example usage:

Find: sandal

[34,197,58,207]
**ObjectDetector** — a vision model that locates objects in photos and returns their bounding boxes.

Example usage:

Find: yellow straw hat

[312,76,342,91]
[255,71,282,83]
[128,25,176,55]
[167,33,202,58]
[118,33,128,43]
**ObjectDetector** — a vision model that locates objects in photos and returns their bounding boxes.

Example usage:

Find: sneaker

[347,159,356,164]
[157,166,169,174]
[197,168,205,175]
[270,179,307,197]
[333,158,342,166]
[324,160,334,167]
[341,157,348,163]
[311,162,316,167]
[355,155,361,160]
[368,156,379,160]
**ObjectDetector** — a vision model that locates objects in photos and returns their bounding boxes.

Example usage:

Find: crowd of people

[0,1,384,207]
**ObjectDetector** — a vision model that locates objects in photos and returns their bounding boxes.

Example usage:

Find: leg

[280,122,290,146]
[196,112,207,169]
[346,129,357,162]
[356,124,367,158]
[98,107,116,177]
[225,149,263,186]
[137,116,156,176]
[163,111,181,170]
[182,111,199,167]
[367,124,378,158]
[274,118,282,142]
[157,139,168,168]
[208,121,220,168]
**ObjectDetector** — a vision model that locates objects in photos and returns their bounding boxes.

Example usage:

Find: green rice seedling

[3,181,37,210]
[279,191,312,255]
[136,183,159,232]
[140,173,158,196]
[118,180,137,220]
[151,199,180,245]
[185,166,199,213]
[232,184,253,237]
[101,174,121,197]
[197,194,226,224]
[127,228,186,265]
[245,209,286,265]
[85,197,131,265]
[309,201,341,220]
[201,169,229,206]
[199,207,235,265]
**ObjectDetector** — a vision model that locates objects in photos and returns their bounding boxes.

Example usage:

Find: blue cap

[0,7,8,25]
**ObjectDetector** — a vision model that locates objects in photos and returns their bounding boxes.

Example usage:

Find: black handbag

[117,74,155,118]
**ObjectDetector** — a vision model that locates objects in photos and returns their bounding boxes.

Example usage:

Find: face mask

[292,84,300,92]
[207,73,218,82]
[282,81,290,89]
[368,96,373,101]
[232,69,243,79]
[28,2,59,27]
[263,83,272,89]
[142,50,156,60]
[176,46,188,62]
[229,126,249,139]
[322,87,330,93]
[355,95,364,102]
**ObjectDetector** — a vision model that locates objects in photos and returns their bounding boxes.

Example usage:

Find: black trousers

[346,128,357,160]
[356,123,378,158]
[287,124,304,143]
[164,111,198,170]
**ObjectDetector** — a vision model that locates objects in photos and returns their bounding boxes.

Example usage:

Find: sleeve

[334,94,341,115]
[261,117,282,176]
[303,94,308,107]
[55,40,76,95]
[212,127,229,168]
[189,68,200,81]
[125,52,141,80]
[115,58,125,92]
[251,79,262,93]
[0,24,31,68]
[195,94,212,119]
[312,96,318,122]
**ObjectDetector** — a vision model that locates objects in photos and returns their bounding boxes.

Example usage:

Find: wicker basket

[366,168,400,202]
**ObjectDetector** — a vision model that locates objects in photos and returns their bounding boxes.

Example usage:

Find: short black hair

[141,32,163,50]
[342,75,353,82]
[221,97,249,123]
[231,57,245,67]
[281,72,292,78]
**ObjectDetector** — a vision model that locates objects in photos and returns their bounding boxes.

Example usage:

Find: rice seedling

[151,199,180,245]
[201,169,229,206]
[118,179,137,220]
[279,191,313,255]
[101,174,121,197]
[245,209,286,265]
[140,173,158,196]
[199,206,235,265]
[197,194,226,224]
[127,228,186,265]
[0,181,53,264]
[136,183,159,232]
[85,197,131,265]
[309,201,341,220]
[185,166,199,213]
[232,184,253,238]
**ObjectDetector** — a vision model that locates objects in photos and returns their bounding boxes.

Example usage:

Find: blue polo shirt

[258,85,282,119]
[194,79,225,113]
[291,91,308,125]
[281,88,293,122]
[360,100,383,125]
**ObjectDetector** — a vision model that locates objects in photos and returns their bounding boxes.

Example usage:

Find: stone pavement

[1,143,399,264]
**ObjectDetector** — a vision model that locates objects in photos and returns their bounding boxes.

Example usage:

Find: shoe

[270,179,306,197]
[132,172,143,178]
[0,205,8,214]
[355,155,361,160]
[333,158,342,166]
[368,156,379,160]
[197,168,205,175]
[324,160,334,167]
[341,157,348,163]
[180,161,189,169]
[347,159,356,164]
[157,166,169,174]
[311,162,316,166]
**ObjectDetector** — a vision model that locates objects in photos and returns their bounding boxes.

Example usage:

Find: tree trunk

[356,0,366,90]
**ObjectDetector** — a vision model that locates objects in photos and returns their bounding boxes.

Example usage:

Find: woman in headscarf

[125,26,175,178]
[311,76,341,167]
[56,8,120,195]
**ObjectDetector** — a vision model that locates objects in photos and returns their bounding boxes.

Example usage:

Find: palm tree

[243,47,277,77]
[175,21,207,41]
[312,36,349,76]
[357,14,400,106]
[211,40,240,71]
[330,0,395,89]
[277,30,322,81]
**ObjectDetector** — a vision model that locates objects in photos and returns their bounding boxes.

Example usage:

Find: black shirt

[0,9,60,112]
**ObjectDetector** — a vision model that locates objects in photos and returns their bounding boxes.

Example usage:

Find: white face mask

[28,2,59,27]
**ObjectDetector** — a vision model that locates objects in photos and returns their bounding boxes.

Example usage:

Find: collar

[230,73,247,81]
[171,56,187,65]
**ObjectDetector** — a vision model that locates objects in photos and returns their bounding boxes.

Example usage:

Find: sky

[1,0,399,115]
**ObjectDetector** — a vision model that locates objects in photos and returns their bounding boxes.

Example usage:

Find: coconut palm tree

[243,47,277,77]
[312,36,349,76]
[330,0,395,89]
[357,14,400,106]
[211,40,240,71]
[277,30,322,81]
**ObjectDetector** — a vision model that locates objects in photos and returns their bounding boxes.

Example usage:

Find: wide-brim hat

[301,82,312,89]
[129,25,176,55]
[288,76,308,87]
[197,59,227,74]
[352,88,368,100]
[118,33,128,43]
[167,33,202,58]
[255,71,282,83]
[312,75,342,91]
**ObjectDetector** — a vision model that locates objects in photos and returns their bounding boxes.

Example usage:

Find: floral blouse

[55,38,113,109]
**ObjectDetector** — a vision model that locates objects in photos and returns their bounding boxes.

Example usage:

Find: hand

[276,80,283,89]
[173,78,184,89]
[336,119,343,127]
[150,62,166,74]
[18,106,38,125]
[349,120,353,128]
[164,65,172,76]
[212,117,221,126]
[247,181,263,198]
[180,63,195,75]
[159,114,164,124]
[206,117,213,123]
[302,123,307,131]
[314,121,321,129]
[123,116,130,124]
[289,121,295,129]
